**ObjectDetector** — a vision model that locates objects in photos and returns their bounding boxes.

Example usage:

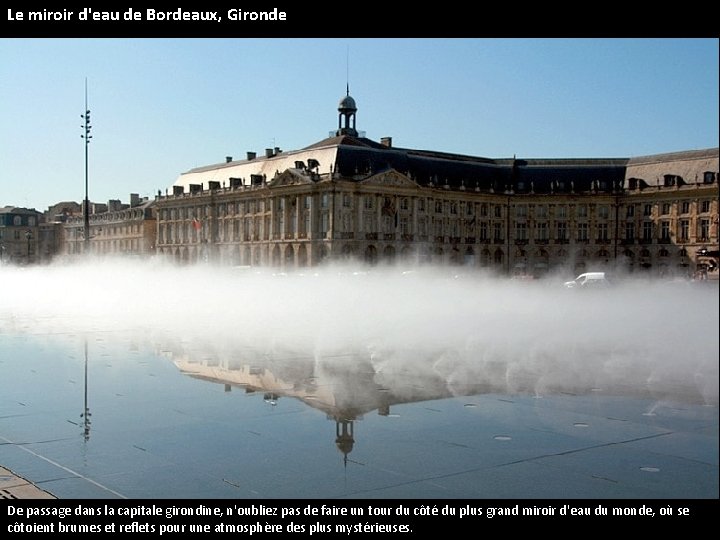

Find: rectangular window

[516,204,527,218]
[626,205,635,218]
[479,222,488,241]
[597,223,608,241]
[320,213,329,237]
[480,203,488,217]
[435,201,443,214]
[625,221,635,240]
[700,219,710,240]
[642,221,653,241]
[643,204,652,217]
[577,222,588,241]
[598,205,609,219]
[515,222,527,240]
[536,222,548,241]
[418,198,425,212]
[321,193,329,208]
[701,200,711,213]
[661,202,671,215]
[556,205,567,219]
[577,204,588,218]
[681,201,690,214]
[494,205,502,218]
[536,205,547,218]
[679,219,689,241]
[343,194,351,208]
[660,221,670,240]
[557,222,567,240]
[493,222,503,240]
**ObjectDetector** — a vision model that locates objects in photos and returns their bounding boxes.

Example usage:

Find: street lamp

[25,230,32,262]
[81,79,92,254]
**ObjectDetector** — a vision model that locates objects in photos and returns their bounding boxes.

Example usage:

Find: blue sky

[1,38,718,212]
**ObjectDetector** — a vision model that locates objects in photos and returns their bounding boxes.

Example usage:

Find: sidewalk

[0,466,56,499]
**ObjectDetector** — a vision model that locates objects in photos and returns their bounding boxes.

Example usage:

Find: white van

[564,272,610,289]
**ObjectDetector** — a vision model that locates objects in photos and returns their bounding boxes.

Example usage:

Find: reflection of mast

[80,339,92,441]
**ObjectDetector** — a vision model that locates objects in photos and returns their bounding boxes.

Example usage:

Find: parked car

[564,271,611,289]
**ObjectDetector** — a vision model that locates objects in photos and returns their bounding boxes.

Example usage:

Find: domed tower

[336,85,358,137]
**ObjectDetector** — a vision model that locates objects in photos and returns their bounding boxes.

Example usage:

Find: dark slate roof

[327,137,627,194]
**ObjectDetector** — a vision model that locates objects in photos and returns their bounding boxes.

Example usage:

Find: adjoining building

[63,194,156,257]
[0,206,43,265]
[153,93,718,278]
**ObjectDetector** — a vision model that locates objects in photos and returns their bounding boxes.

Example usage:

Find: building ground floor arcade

[154,178,716,279]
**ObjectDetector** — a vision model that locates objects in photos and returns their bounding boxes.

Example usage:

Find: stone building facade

[63,194,156,257]
[153,95,718,278]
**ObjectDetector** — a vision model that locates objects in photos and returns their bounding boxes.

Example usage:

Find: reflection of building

[169,350,462,463]
[0,206,42,264]
[153,93,718,277]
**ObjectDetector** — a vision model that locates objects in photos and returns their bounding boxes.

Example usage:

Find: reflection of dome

[335,419,355,459]
[338,95,357,112]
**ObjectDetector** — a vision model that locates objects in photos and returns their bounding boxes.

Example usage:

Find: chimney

[381,137,392,148]
[247,151,256,161]
[265,148,274,158]
[130,193,140,207]
[226,156,233,163]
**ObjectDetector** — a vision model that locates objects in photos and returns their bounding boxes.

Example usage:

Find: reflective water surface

[1,261,717,499]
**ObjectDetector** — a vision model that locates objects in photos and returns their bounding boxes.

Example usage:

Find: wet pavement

[0,329,717,500]
[0,265,717,500]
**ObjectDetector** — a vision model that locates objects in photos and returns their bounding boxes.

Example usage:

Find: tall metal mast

[81,79,92,253]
